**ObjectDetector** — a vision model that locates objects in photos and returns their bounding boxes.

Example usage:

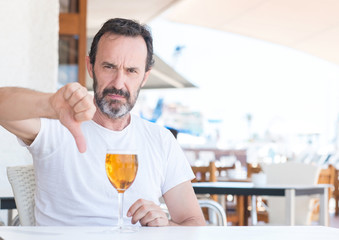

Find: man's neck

[92,110,131,131]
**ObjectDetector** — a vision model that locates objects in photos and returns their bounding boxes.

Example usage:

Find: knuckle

[73,89,83,99]
[65,82,79,92]
[140,205,147,212]
[139,218,147,226]
[148,211,156,219]
[148,219,161,227]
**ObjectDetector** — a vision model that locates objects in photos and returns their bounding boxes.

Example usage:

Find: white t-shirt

[24,114,194,226]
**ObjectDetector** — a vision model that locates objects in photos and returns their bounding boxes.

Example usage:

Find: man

[0,18,205,226]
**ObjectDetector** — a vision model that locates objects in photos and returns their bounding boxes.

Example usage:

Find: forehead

[96,33,147,67]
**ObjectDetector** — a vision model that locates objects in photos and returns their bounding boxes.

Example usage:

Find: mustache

[102,87,130,99]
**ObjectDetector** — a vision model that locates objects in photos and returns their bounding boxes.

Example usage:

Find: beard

[93,70,142,119]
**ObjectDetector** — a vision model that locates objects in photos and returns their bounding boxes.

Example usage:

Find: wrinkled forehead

[95,33,148,67]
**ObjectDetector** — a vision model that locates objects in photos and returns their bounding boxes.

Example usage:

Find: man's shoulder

[132,114,167,132]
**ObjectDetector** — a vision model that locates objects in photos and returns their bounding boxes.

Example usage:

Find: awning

[164,0,339,66]
[144,55,195,89]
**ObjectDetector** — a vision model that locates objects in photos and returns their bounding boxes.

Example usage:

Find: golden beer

[105,151,138,193]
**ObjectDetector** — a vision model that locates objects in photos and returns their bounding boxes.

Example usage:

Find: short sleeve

[161,131,195,194]
[24,118,69,161]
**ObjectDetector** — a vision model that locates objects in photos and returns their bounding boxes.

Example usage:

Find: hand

[127,199,169,227]
[49,83,96,153]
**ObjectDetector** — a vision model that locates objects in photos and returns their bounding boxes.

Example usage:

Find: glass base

[118,226,140,233]
[103,226,140,233]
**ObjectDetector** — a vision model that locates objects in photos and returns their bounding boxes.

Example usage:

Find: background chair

[191,161,217,201]
[310,164,336,222]
[335,167,339,216]
[262,162,321,225]
[6,165,36,226]
[246,163,269,224]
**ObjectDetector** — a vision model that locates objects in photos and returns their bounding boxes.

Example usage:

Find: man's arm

[0,87,53,145]
[127,181,206,226]
[0,83,96,152]
[164,181,206,226]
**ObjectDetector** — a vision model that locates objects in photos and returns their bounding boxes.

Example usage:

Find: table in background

[0,226,338,240]
[192,182,329,226]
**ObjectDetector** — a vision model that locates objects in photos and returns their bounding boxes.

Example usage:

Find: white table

[0,226,338,240]
[192,182,330,226]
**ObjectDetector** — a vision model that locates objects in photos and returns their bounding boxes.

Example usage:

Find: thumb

[68,123,87,153]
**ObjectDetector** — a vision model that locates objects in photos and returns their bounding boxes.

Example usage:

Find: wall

[0,0,59,224]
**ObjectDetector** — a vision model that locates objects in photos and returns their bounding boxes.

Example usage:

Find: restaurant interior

[1,0,339,237]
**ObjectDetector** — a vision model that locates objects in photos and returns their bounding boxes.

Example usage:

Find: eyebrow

[101,62,117,68]
[102,61,141,71]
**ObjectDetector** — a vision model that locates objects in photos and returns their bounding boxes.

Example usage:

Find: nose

[111,69,125,89]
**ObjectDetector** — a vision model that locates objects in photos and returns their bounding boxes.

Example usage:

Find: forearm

[0,87,56,121]
[169,216,206,226]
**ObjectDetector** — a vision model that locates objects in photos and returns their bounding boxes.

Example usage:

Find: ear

[141,69,151,87]
[86,56,94,78]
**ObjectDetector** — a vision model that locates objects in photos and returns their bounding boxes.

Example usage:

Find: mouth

[107,94,125,101]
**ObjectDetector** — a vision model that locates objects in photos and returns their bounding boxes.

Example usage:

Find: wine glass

[105,149,138,232]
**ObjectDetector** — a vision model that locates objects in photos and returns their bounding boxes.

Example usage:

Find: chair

[247,163,262,178]
[215,163,245,226]
[310,164,336,222]
[191,161,217,201]
[191,161,223,223]
[198,199,227,226]
[335,167,339,216]
[160,199,227,226]
[246,163,269,224]
[6,165,36,226]
[197,151,216,166]
[262,162,321,225]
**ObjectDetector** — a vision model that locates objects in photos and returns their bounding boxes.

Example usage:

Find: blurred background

[1,0,339,226]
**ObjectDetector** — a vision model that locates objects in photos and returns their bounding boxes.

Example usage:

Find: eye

[127,68,137,74]
[104,65,112,69]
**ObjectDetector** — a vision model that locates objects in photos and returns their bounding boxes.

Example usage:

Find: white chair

[198,199,227,226]
[6,165,36,226]
[262,162,321,225]
[160,199,227,226]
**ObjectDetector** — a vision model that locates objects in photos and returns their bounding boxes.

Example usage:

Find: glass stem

[118,192,124,229]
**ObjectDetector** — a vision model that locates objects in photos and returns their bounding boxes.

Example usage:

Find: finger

[68,122,87,153]
[139,209,168,226]
[144,216,168,227]
[74,109,95,122]
[63,83,82,100]
[139,211,158,226]
[68,87,88,108]
[73,94,95,114]
[130,205,150,225]
[127,199,147,217]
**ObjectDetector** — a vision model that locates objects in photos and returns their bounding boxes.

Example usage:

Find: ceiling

[87,0,180,37]
[164,0,339,67]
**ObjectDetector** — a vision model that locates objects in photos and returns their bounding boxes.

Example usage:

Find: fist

[50,83,96,152]
[127,199,169,227]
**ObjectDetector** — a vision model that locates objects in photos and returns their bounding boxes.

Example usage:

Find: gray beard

[96,97,131,119]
